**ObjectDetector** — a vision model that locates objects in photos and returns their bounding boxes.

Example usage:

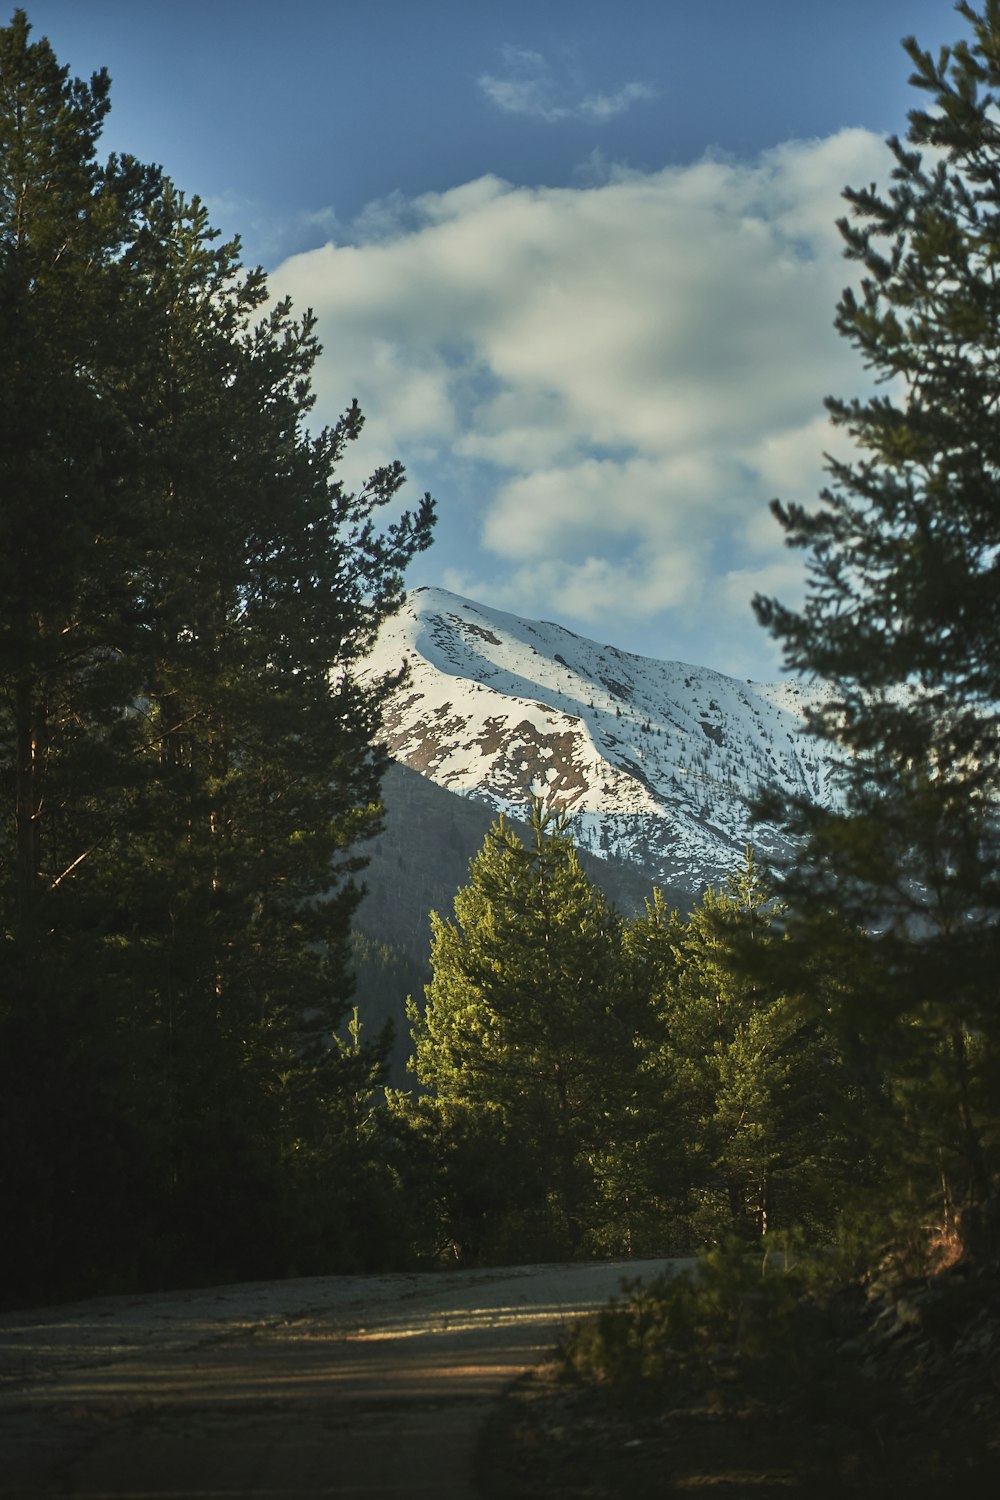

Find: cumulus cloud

[478,46,656,124]
[272,126,891,676]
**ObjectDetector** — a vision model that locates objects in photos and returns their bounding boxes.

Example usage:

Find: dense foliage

[754,0,1000,1244]
[402,810,865,1261]
[404,804,649,1258]
[0,11,433,1301]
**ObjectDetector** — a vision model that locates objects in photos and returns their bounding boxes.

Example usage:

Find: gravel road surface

[0,1258,673,1498]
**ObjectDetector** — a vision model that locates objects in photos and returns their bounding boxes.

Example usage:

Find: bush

[562,1236,819,1386]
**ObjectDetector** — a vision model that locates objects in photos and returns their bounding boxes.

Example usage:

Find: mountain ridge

[358,586,839,898]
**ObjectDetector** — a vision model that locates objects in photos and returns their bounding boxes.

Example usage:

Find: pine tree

[754,1,1000,1230]
[0,11,160,943]
[615,889,693,1252]
[112,185,434,1272]
[408,802,638,1256]
[0,12,434,1296]
[0,12,167,1298]
[659,852,852,1240]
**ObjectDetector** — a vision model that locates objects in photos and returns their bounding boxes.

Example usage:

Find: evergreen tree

[616,889,694,1250]
[114,185,434,1274]
[0,13,160,961]
[754,2,1000,1231]
[408,802,639,1257]
[0,12,166,1298]
[657,853,854,1240]
[0,12,434,1298]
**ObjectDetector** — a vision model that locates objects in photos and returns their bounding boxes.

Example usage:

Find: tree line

[399,810,866,1263]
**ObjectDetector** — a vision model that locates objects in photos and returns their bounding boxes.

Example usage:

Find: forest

[1,0,999,1343]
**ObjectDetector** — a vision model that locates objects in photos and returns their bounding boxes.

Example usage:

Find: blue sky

[24,0,960,678]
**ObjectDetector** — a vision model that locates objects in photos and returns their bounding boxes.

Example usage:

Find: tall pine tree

[0,11,434,1298]
[0,12,167,1298]
[754,1,1000,1235]
[408,803,641,1257]
[657,853,855,1241]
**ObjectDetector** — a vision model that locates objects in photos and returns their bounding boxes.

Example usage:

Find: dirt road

[0,1258,672,1498]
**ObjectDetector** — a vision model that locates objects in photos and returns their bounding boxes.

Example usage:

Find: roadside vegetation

[480,1229,1000,1495]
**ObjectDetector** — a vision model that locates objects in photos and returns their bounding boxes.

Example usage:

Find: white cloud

[478,46,655,124]
[271,126,890,676]
[482,453,731,563]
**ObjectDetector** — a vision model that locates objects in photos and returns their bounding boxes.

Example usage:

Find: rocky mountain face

[357,586,838,906]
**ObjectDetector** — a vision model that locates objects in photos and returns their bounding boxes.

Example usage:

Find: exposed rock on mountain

[358,586,837,901]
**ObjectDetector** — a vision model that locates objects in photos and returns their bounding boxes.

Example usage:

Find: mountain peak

[360,588,834,894]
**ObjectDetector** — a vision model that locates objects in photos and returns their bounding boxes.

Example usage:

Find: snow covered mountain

[359,586,839,897]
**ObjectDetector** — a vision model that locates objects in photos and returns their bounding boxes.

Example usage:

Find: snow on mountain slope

[359,586,839,894]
